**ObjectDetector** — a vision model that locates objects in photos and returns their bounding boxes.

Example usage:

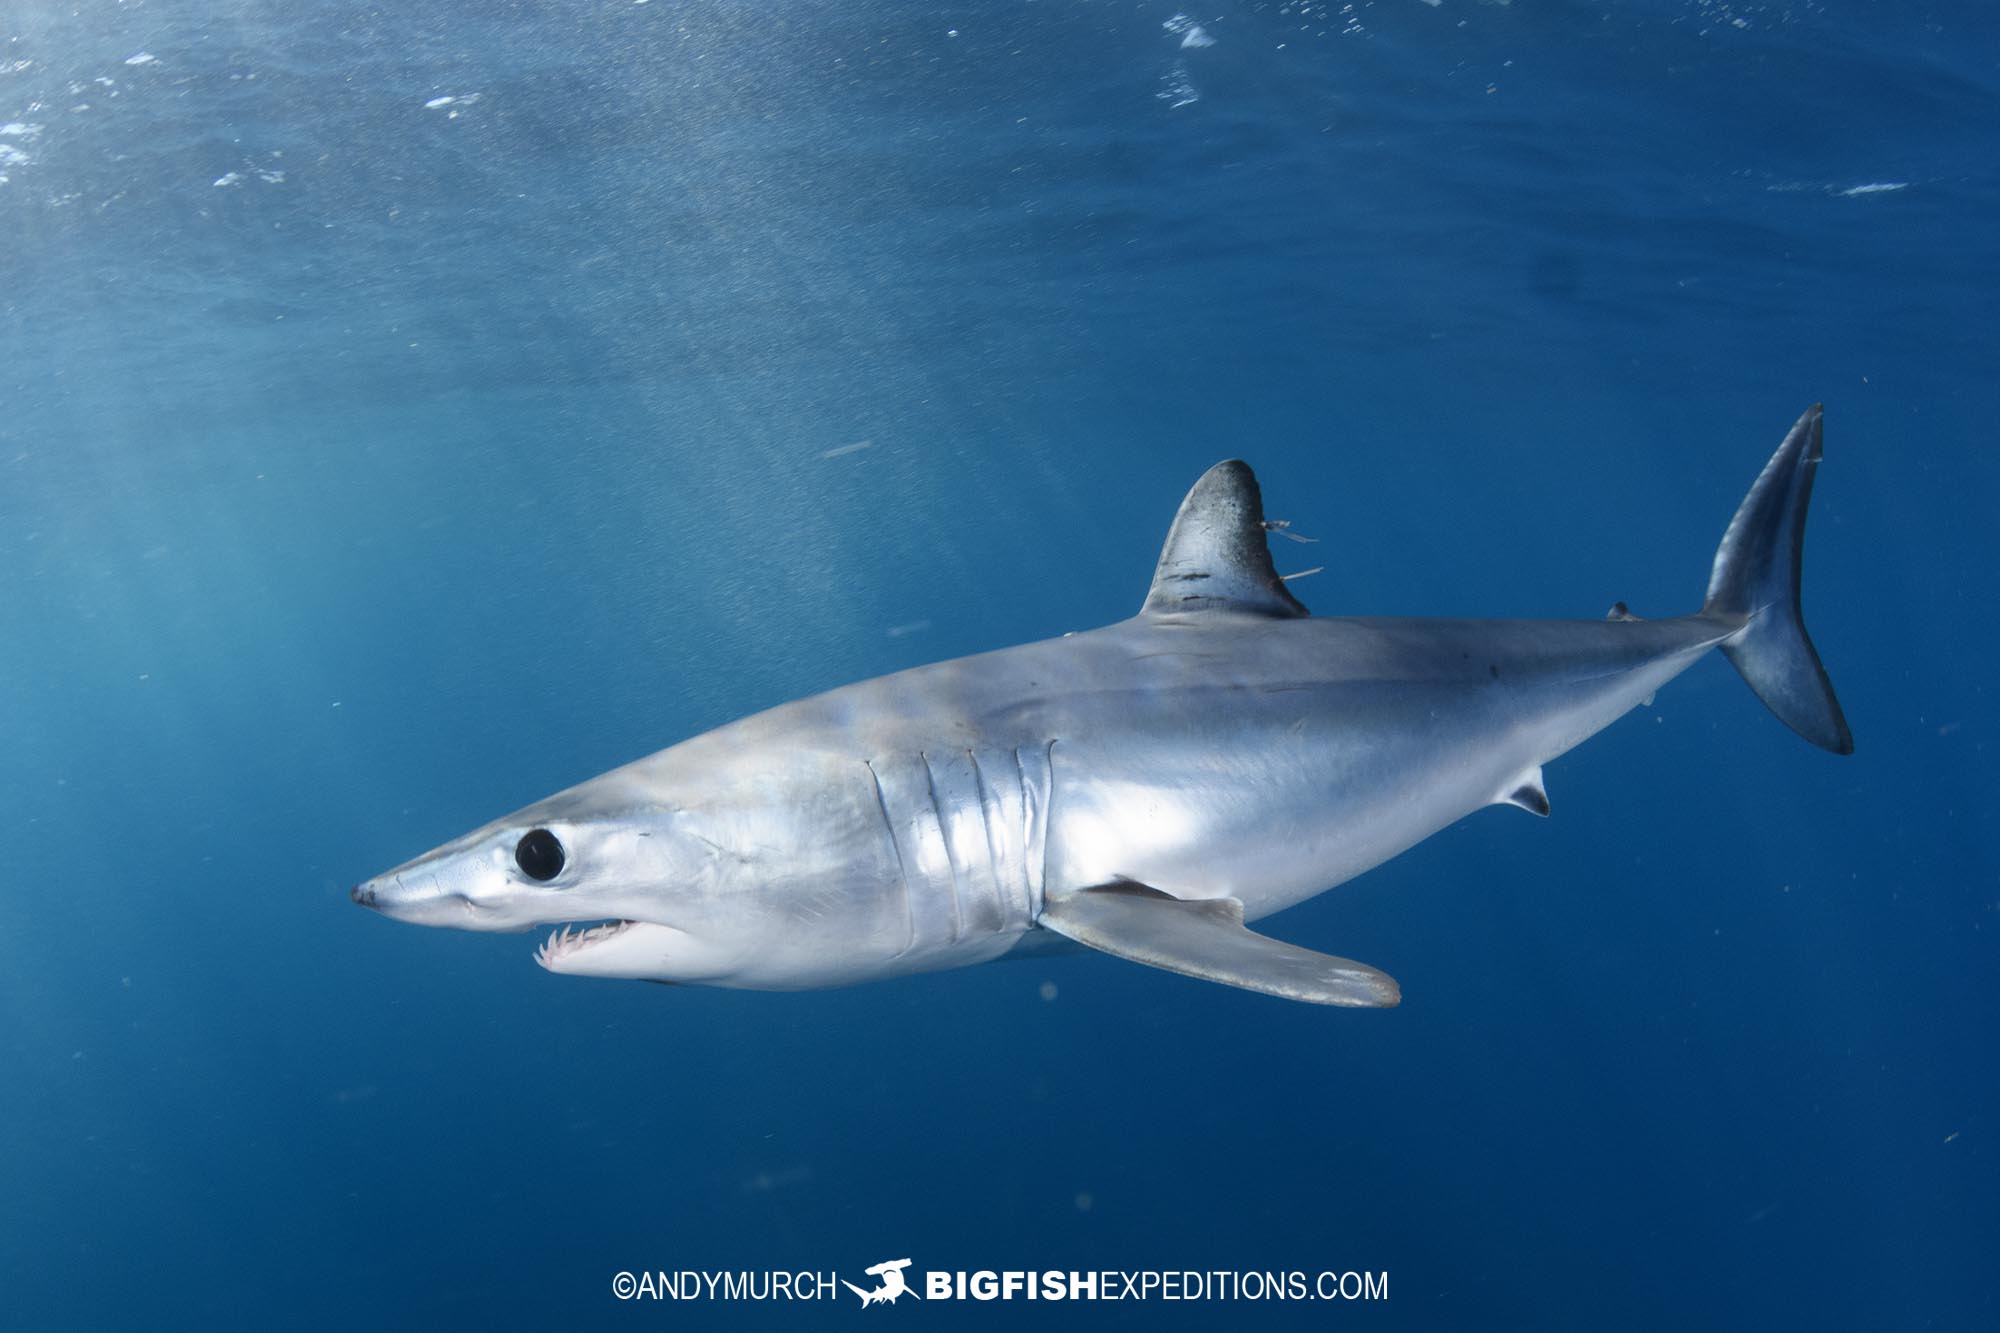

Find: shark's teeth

[535,920,637,969]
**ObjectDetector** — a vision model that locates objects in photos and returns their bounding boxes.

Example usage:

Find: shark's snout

[350,865,547,933]
[349,871,467,927]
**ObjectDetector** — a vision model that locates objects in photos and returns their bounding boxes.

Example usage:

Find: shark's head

[350,771,759,983]
[351,742,898,987]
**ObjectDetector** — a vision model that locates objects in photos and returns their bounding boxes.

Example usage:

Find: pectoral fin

[1037,884,1400,1007]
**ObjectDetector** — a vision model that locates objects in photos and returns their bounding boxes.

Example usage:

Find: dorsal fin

[1141,460,1310,618]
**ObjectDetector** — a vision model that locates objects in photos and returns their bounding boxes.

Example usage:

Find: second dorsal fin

[1141,460,1311,619]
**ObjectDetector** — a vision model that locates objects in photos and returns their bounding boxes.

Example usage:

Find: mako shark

[354,407,1851,1006]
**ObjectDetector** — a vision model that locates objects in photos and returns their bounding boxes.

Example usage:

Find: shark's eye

[515,828,566,882]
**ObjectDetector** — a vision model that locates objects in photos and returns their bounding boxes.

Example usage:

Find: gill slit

[1018,739,1057,922]
[863,759,917,958]
[1041,739,1058,917]
[967,747,1005,928]
[919,750,965,944]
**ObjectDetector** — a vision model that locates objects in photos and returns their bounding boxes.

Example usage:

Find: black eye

[515,828,566,882]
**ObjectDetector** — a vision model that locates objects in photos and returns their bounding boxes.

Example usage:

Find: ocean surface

[3,1,1994,1327]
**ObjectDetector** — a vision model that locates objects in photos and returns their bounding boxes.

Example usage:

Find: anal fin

[1037,884,1399,1008]
[1501,767,1550,817]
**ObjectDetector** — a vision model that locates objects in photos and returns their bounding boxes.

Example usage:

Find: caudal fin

[1702,405,1854,755]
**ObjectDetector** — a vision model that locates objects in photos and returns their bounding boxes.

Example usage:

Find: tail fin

[1702,404,1854,754]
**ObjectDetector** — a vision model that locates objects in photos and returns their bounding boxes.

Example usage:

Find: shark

[353,406,1851,1006]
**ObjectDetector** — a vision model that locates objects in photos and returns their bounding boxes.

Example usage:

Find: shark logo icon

[844,1258,919,1307]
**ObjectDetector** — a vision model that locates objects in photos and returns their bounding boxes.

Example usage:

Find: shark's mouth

[532,918,738,982]
[534,919,640,969]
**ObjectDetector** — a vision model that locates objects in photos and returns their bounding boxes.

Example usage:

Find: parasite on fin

[1605,601,1643,622]
[1038,883,1399,1007]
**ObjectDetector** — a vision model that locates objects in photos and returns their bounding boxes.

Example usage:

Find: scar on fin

[1504,770,1550,817]
[1606,601,1643,622]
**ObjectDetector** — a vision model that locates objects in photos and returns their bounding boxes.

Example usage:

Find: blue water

[4,1,1994,1327]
